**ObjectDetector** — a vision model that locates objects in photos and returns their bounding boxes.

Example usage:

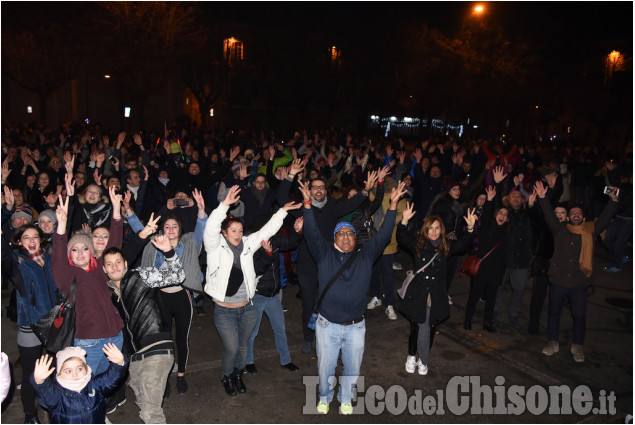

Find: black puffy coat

[253,229,303,297]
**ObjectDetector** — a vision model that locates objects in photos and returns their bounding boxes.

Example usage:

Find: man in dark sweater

[300,180,405,415]
[535,181,618,363]
[277,159,374,354]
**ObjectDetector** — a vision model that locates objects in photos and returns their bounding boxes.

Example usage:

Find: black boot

[233,368,246,393]
[463,316,472,330]
[222,374,238,396]
[483,322,497,333]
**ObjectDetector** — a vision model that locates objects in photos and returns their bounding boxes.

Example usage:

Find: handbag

[28,280,77,352]
[308,249,360,330]
[460,240,502,277]
[397,253,438,300]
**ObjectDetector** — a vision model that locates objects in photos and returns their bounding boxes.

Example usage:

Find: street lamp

[473,4,485,15]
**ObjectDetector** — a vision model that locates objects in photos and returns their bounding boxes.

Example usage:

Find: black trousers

[528,258,550,333]
[465,272,503,325]
[18,344,42,416]
[298,274,318,343]
[159,290,192,374]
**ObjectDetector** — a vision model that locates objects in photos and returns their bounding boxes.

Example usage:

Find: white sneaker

[448,295,453,305]
[385,305,397,320]
[405,355,416,373]
[367,296,382,310]
[417,360,428,376]
[392,262,403,270]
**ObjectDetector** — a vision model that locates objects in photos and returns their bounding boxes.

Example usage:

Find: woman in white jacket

[204,185,300,396]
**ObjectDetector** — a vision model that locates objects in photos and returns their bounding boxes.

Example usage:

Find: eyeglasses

[335,231,354,237]
[311,185,326,190]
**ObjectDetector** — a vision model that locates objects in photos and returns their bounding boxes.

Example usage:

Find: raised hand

[164,139,171,155]
[133,134,143,147]
[364,170,379,192]
[222,185,241,206]
[298,180,312,203]
[33,354,55,384]
[3,185,14,210]
[151,234,172,253]
[93,168,102,186]
[102,343,125,366]
[279,166,289,181]
[192,188,206,216]
[261,240,273,253]
[289,158,305,176]
[64,153,75,175]
[123,190,133,216]
[1,158,11,184]
[390,181,407,208]
[82,223,92,234]
[239,164,248,180]
[534,180,548,199]
[377,165,390,183]
[463,207,477,229]
[401,202,416,225]
[385,145,393,157]
[142,165,149,181]
[528,190,537,207]
[229,146,241,161]
[116,132,126,148]
[56,194,70,233]
[492,166,507,184]
[64,173,75,197]
[486,185,496,202]
[282,201,302,211]
[397,151,406,164]
[109,185,122,219]
[293,216,304,233]
[139,212,161,239]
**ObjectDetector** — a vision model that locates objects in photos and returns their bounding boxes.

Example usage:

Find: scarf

[126,184,140,200]
[158,177,170,186]
[27,249,45,267]
[226,239,245,296]
[311,196,327,209]
[566,221,595,277]
[56,366,92,393]
[83,202,110,228]
[250,186,268,206]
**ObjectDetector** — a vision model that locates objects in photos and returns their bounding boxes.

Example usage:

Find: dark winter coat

[349,182,385,246]
[397,224,474,325]
[253,230,303,297]
[504,206,532,269]
[30,359,127,424]
[473,200,507,281]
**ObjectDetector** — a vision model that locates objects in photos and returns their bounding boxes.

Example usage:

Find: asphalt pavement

[1,248,632,424]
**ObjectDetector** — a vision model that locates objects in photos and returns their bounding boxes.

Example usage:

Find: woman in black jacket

[397,203,476,376]
[463,185,508,333]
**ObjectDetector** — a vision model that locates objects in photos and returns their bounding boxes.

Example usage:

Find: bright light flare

[473,5,485,15]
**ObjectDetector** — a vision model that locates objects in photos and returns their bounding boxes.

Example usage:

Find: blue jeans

[246,294,292,365]
[315,314,365,405]
[547,283,588,345]
[75,331,123,375]
[214,303,258,376]
[369,254,395,306]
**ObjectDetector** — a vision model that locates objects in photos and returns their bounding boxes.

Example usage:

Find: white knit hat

[56,346,87,374]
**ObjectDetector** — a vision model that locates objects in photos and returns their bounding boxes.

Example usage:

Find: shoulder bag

[307,249,360,330]
[25,279,77,353]
[397,252,438,300]
[460,240,502,277]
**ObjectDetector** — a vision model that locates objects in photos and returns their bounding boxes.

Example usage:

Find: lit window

[224,37,244,66]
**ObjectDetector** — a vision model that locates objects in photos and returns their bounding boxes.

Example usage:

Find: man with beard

[535,181,618,363]
[241,173,278,229]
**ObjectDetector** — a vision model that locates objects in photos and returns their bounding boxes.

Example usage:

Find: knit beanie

[231,161,241,173]
[11,204,33,223]
[67,232,96,258]
[56,346,87,374]
[334,222,356,239]
[443,176,460,192]
[38,209,57,226]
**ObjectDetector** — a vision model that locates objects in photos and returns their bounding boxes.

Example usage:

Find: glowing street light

[473,4,485,15]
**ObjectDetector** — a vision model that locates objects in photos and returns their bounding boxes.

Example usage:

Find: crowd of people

[0,120,632,422]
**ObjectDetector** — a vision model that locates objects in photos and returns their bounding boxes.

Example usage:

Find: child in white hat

[30,344,127,424]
